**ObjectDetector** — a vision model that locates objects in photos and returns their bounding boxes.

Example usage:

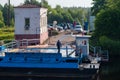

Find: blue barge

[0,35,108,78]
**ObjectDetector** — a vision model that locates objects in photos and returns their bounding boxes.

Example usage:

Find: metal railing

[89,45,109,61]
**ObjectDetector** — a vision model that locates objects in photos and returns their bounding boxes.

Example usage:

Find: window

[25,18,30,30]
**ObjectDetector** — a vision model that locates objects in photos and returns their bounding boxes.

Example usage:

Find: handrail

[101,50,109,61]
[89,45,96,55]
[89,45,109,61]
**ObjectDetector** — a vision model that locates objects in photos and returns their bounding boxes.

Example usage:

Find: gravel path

[48,30,75,46]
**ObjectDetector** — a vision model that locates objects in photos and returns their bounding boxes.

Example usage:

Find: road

[48,30,75,46]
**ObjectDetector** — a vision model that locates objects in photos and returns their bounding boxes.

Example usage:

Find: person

[73,21,76,29]
[56,40,62,53]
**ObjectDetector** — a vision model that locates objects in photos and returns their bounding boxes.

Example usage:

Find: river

[100,57,120,80]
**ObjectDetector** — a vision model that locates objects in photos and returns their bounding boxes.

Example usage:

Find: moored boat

[0,35,106,78]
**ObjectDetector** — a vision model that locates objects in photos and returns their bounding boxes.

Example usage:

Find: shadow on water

[0,66,100,80]
[0,71,98,80]
[1,59,120,80]
[100,57,120,80]
[0,77,92,80]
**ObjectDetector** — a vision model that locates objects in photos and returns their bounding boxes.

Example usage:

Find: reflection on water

[0,77,95,80]
[100,58,120,80]
[0,70,99,80]
[1,59,120,80]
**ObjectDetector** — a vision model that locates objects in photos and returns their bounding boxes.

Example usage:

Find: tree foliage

[107,0,120,9]
[91,0,120,55]
[0,4,3,11]
[24,0,40,6]
[0,10,4,27]
[91,0,107,15]
[94,9,120,40]
[0,10,4,21]
[99,36,120,56]
[0,0,89,27]
[2,4,14,26]
[0,20,5,28]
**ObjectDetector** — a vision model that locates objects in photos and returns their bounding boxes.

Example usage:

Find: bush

[0,27,14,41]
[4,39,13,43]
[51,30,59,36]
[99,36,120,56]
[0,27,14,32]
[0,21,5,28]
[94,9,120,41]
[0,33,14,40]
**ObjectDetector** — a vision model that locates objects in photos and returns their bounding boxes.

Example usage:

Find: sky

[0,0,93,8]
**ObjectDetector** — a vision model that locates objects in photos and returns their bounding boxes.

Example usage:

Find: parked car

[56,25,63,31]
[48,25,53,30]
[66,23,71,29]
[73,25,84,33]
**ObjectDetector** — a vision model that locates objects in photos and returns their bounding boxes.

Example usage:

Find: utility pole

[8,0,10,27]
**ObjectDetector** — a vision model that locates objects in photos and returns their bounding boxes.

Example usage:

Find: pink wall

[15,32,48,44]
[40,32,48,44]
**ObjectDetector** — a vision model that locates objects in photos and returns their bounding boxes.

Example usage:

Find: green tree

[92,0,120,16]
[23,0,88,25]
[0,20,5,27]
[0,4,3,11]
[55,5,63,13]
[24,0,30,4]
[0,10,5,27]
[99,36,120,56]
[48,9,57,24]
[107,0,120,9]
[41,0,52,15]
[24,0,40,6]
[91,0,107,15]
[10,18,14,27]
[62,11,73,23]
[94,9,120,40]
[91,0,120,56]
[91,9,120,47]
[10,5,14,26]
[24,0,52,21]
[0,10,4,21]
[67,7,86,24]
[2,3,14,26]
[41,0,50,8]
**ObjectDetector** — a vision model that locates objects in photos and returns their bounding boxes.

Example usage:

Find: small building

[14,4,48,44]
[75,35,91,57]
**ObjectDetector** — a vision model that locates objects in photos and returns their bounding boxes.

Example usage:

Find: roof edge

[14,4,41,8]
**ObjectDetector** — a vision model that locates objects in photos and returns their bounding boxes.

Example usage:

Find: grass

[0,27,59,44]
[0,27,14,43]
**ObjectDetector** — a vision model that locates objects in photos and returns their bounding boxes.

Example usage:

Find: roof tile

[14,4,40,8]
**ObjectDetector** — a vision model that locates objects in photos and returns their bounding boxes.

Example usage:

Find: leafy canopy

[94,9,120,40]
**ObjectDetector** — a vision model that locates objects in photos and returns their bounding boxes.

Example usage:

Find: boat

[0,35,108,79]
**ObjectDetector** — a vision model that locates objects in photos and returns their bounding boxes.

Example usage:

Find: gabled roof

[14,4,40,8]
